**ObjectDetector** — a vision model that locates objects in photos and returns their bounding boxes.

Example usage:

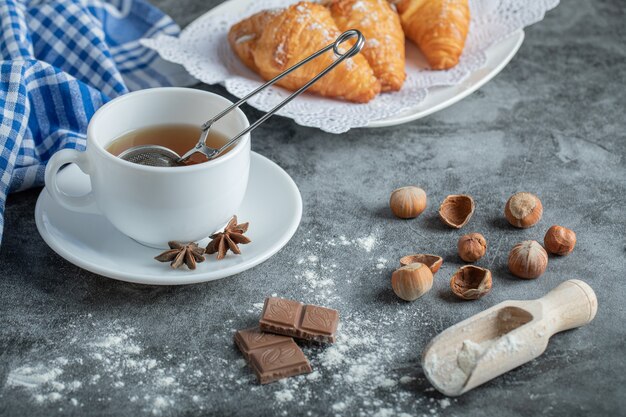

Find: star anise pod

[155,241,205,270]
[206,215,251,260]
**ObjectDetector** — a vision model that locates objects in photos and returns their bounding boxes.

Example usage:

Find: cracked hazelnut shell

[438,194,475,228]
[450,265,492,300]
[399,254,443,274]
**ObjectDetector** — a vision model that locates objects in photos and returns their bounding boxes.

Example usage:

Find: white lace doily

[142,0,558,133]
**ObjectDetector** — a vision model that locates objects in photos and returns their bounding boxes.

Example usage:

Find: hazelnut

[438,194,475,228]
[391,263,433,301]
[508,240,548,279]
[457,233,487,262]
[399,254,443,274]
[504,192,543,228]
[389,186,427,219]
[544,225,576,255]
[450,265,492,300]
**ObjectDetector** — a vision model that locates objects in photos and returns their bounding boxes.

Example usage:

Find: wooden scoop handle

[539,279,598,334]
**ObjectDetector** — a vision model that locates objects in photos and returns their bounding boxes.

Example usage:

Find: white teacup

[44,88,251,248]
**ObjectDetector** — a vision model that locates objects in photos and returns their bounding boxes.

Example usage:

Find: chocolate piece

[259,297,339,343]
[249,339,312,384]
[234,327,292,360]
[234,328,311,384]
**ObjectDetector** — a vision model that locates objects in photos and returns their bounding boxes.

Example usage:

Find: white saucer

[35,152,302,285]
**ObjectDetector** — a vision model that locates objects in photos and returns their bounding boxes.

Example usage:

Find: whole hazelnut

[450,265,492,300]
[457,233,487,262]
[544,225,576,255]
[391,263,433,301]
[389,186,427,219]
[508,240,548,279]
[504,192,543,228]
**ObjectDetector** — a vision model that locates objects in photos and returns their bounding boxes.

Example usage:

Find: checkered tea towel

[0,0,194,245]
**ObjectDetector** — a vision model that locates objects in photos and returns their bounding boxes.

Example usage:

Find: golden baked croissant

[396,0,470,70]
[329,0,405,91]
[228,2,381,103]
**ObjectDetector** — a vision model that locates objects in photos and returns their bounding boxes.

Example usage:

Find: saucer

[35,152,302,285]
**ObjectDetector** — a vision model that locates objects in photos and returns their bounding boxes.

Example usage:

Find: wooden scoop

[421,279,597,396]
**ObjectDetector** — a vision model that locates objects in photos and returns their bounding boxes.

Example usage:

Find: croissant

[228,2,381,103]
[396,0,470,70]
[329,0,405,91]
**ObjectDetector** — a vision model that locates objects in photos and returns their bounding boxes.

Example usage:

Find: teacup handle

[44,149,99,214]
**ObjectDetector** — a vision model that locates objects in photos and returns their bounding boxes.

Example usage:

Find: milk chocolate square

[234,327,292,360]
[300,305,339,337]
[248,339,312,384]
[260,297,302,327]
[259,297,339,343]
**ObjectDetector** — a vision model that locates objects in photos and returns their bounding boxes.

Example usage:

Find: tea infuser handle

[45,149,99,214]
[180,30,365,162]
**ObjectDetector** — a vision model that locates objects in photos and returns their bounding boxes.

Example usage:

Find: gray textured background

[1,0,625,416]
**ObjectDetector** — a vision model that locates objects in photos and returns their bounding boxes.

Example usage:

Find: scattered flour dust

[295,231,382,304]
[355,235,377,253]
[439,398,451,409]
[332,401,347,411]
[399,376,415,384]
[6,227,458,416]
[375,258,388,270]
[5,324,190,415]
[274,389,294,403]
[306,371,321,381]
[7,360,74,406]
[267,229,457,416]
[324,233,378,253]
[255,307,455,416]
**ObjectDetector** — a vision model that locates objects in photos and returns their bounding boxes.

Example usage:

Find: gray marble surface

[1,0,625,416]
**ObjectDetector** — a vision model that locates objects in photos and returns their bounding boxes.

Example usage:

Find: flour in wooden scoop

[423,306,532,396]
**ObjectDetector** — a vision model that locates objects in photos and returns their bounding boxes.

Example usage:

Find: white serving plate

[368,30,524,127]
[168,0,524,128]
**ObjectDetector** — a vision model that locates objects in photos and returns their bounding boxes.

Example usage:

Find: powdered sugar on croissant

[228,2,381,103]
[329,0,406,91]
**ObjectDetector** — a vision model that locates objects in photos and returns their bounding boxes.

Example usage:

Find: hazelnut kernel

[457,233,487,262]
[544,225,576,255]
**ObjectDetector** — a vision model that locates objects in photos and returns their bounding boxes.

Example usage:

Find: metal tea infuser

[118,30,365,167]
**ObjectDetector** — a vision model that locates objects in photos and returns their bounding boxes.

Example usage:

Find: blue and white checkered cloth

[0,0,194,244]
